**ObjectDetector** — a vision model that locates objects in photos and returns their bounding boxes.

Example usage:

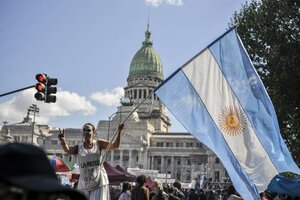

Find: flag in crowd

[154,27,300,199]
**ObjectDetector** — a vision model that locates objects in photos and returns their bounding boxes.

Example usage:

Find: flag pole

[100,90,154,165]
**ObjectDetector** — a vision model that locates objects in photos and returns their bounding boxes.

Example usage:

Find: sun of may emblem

[219,106,247,136]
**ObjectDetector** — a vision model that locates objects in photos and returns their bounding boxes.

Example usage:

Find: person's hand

[58,128,66,144]
[118,123,124,132]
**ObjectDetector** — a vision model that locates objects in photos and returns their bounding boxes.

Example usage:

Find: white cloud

[90,87,124,107]
[0,89,97,124]
[145,0,183,7]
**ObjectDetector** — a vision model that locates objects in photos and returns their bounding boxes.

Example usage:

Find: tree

[230,0,300,165]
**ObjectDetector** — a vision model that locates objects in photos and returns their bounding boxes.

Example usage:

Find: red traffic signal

[34,73,47,101]
[35,83,45,92]
[35,74,47,83]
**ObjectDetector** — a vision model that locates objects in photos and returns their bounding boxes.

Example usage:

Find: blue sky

[0,0,247,131]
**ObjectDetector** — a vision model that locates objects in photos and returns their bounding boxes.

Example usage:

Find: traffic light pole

[0,85,35,98]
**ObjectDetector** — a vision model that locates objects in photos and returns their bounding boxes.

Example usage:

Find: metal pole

[29,104,39,145]
[100,90,153,165]
[0,85,35,97]
[107,116,111,141]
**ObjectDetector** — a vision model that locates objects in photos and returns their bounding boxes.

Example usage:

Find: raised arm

[58,128,78,154]
[98,124,124,151]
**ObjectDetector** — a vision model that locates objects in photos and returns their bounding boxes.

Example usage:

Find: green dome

[128,28,163,80]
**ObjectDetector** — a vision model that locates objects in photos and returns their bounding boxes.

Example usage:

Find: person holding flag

[58,122,124,200]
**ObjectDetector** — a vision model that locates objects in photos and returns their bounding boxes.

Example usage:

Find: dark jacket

[152,191,169,200]
[131,185,150,200]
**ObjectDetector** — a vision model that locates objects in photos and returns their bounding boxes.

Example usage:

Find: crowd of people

[108,175,300,200]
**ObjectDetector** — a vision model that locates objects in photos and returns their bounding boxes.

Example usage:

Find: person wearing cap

[0,143,86,200]
[58,122,124,200]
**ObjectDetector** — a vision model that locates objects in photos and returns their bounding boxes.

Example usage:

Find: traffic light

[45,77,57,103]
[34,73,47,101]
[34,73,58,103]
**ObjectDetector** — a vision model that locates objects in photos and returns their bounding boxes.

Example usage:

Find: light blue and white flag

[155,27,300,199]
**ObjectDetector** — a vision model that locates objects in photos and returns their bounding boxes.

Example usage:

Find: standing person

[58,122,124,200]
[225,185,242,200]
[118,182,131,200]
[195,178,201,195]
[151,181,168,200]
[173,181,185,200]
[187,189,199,200]
[131,175,150,200]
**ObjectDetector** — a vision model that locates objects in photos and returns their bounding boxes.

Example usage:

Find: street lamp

[28,104,39,145]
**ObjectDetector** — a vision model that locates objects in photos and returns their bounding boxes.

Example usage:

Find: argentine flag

[155,27,300,199]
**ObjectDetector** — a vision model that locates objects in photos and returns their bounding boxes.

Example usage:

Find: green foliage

[281,172,300,180]
[230,0,300,165]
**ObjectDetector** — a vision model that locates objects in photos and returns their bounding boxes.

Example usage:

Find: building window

[22,136,28,142]
[177,159,181,165]
[14,136,21,142]
[157,142,164,147]
[124,156,129,161]
[215,157,220,164]
[166,143,173,147]
[176,143,183,147]
[186,142,193,147]
[157,158,161,165]
[187,159,191,165]
[167,159,171,164]
[139,89,142,99]
[134,90,137,99]
[149,89,153,99]
[68,156,72,162]
[214,171,220,182]
[143,89,147,98]
[52,140,58,145]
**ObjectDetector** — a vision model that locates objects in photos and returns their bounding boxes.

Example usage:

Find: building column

[171,156,175,178]
[143,149,148,170]
[110,150,114,165]
[129,150,133,168]
[138,150,143,168]
[180,157,184,181]
[161,156,165,173]
[120,150,123,166]
[150,156,154,169]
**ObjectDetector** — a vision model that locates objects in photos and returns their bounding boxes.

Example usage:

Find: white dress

[77,140,110,200]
